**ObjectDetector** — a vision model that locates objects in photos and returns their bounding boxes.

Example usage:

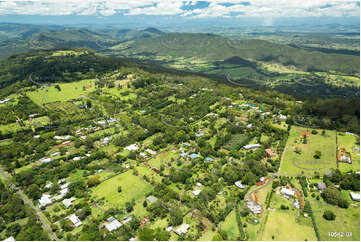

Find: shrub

[311,130,318,135]
[323,210,336,220]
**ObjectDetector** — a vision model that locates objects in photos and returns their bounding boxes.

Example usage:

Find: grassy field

[91,170,153,216]
[280,126,337,176]
[148,149,179,168]
[27,79,95,105]
[220,210,240,240]
[261,210,317,241]
[337,133,360,172]
[309,194,360,241]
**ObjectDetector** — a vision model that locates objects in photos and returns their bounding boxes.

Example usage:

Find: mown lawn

[280,126,337,176]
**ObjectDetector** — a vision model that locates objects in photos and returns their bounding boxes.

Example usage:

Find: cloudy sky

[0,0,359,18]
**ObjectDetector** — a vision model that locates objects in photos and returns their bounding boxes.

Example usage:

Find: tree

[117,186,122,193]
[87,177,100,187]
[26,184,41,200]
[337,199,349,208]
[303,135,307,144]
[314,150,321,159]
[323,210,336,220]
[212,234,223,241]
[321,187,341,205]
[321,130,326,136]
[143,200,148,207]
[54,84,61,91]
[138,227,155,241]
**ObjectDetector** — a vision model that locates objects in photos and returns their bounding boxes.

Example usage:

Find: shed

[69,214,82,227]
[146,195,158,204]
[175,224,190,235]
[350,192,360,202]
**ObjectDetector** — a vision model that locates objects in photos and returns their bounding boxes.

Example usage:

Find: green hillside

[120,33,359,75]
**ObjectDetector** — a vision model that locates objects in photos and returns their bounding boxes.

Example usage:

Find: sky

[0,0,359,27]
[0,0,359,18]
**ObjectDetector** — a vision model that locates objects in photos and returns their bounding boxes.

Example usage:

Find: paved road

[0,167,59,241]
[248,175,274,203]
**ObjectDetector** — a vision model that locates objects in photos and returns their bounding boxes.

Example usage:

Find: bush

[337,199,349,208]
[311,130,318,135]
[323,210,336,220]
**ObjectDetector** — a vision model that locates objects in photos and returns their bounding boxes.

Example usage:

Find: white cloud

[0,0,359,18]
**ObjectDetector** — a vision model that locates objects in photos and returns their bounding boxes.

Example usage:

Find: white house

[125,144,139,151]
[279,114,287,120]
[174,224,190,235]
[38,194,52,208]
[39,157,52,164]
[246,124,253,129]
[63,197,75,208]
[105,216,122,232]
[243,144,261,150]
[280,188,295,197]
[192,189,201,196]
[0,98,11,104]
[69,214,82,227]
[4,236,15,242]
[235,181,246,189]
[45,182,53,189]
[350,192,360,202]
[54,135,71,140]
[196,182,202,187]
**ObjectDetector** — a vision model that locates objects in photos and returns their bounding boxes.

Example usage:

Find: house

[246,201,262,215]
[58,178,66,184]
[280,188,295,197]
[235,181,246,189]
[195,132,204,137]
[146,195,158,204]
[69,214,82,227]
[51,152,60,157]
[145,149,157,156]
[102,137,111,144]
[205,157,214,162]
[105,216,122,232]
[243,144,261,150]
[61,182,70,190]
[260,177,265,182]
[0,98,11,104]
[139,152,147,158]
[265,149,275,157]
[4,236,15,242]
[54,135,71,140]
[317,182,326,191]
[339,155,351,163]
[246,124,253,129]
[62,141,71,145]
[45,182,53,189]
[125,144,139,151]
[34,135,40,139]
[189,153,199,159]
[196,182,202,187]
[38,194,52,208]
[129,238,136,241]
[192,189,201,196]
[279,114,287,120]
[39,157,52,164]
[122,216,132,224]
[350,192,360,202]
[174,224,190,235]
[166,226,173,232]
[293,200,300,209]
[63,197,75,208]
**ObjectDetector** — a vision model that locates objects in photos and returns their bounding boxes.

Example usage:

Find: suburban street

[0,166,59,241]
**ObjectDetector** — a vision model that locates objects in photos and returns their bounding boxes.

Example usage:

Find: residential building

[280,188,295,197]
[235,181,246,189]
[105,216,122,232]
[350,192,360,202]
[69,214,82,227]
[125,144,139,151]
[63,197,75,208]
[174,224,190,235]
[38,194,52,208]
[192,189,201,196]
[243,144,261,150]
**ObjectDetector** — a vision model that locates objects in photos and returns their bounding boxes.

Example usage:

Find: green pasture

[27,79,95,105]
[91,170,153,215]
[280,126,337,176]
[220,210,240,240]
[309,195,360,241]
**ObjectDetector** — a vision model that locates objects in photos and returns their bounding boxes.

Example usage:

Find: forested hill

[121,33,359,75]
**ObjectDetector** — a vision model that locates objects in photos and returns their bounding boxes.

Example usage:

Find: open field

[27,79,95,105]
[220,210,240,240]
[280,126,337,176]
[91,170,153,215]
[309,195,360,241]
[261,210,317,241]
